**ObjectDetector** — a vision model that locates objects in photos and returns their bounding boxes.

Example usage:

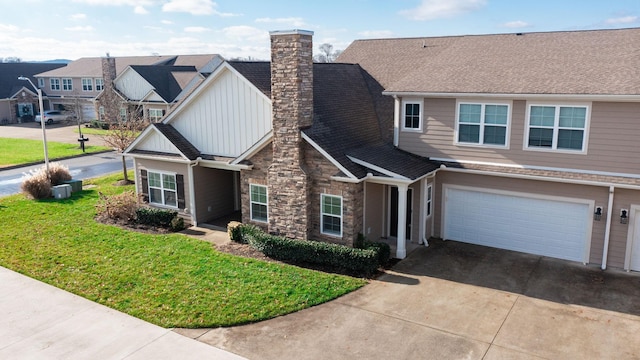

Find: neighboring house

[125,28,640,272]
[35,54,221,122]
[0,63,67,124]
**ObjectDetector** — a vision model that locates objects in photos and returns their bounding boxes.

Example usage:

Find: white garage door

[443,186,591,262]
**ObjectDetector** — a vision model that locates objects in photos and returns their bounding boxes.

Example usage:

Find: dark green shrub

[236,224,383,276]
[227,221,243,242]
[135,207,178,228]
[90,120,109,130]
[363,241,390,266]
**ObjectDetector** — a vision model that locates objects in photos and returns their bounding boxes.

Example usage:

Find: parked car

[35,110,71,125]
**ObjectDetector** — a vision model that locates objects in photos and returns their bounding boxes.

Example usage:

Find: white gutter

[440,166,640,191]
[382,91,640,103]
[187,157,201,226]
[601,186,615,270]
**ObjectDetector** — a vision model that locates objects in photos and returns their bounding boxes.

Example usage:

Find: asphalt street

[0,152,132,197]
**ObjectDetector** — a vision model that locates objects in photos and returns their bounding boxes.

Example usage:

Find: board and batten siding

[172,67,271,158]
[399,98,640,176]
[116,69,154,101]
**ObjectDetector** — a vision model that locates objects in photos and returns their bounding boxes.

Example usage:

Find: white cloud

[399,0,486,21]
[357,30,394,38]
[161,20,173,25]
[502,20,531,28]
[255,17,306,27]
[64,26,95,32]
[162,0,238,16]
[220,25,268,42]
[70,13,87,20]
[605,16,638,24]
[72,0,155,5]
[134,5,148,14]
[184,26,211,33]
[0,23,19,32]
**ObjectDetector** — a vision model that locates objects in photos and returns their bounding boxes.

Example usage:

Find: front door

[390,186,412,240]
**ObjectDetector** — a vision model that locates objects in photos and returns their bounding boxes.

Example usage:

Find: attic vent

[516,33,523,36]
[422,40,427,48]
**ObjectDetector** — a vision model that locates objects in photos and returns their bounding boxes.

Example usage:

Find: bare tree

[313,43,342,63]
[101,114,148,184]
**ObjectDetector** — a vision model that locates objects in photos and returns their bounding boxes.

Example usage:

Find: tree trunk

[121,155,129,182]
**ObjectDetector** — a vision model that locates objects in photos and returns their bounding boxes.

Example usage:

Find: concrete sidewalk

[0,267,245,360]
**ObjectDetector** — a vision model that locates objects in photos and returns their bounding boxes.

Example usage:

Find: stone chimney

[100,54,119,122]
[267,29,314,239]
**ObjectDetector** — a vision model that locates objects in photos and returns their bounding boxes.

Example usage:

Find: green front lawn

[0,138,112,167]
[0,174,365,328]
[74,127,110,136]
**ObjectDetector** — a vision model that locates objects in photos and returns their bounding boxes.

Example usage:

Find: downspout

[188,157,201,227]
[601,185,615,270]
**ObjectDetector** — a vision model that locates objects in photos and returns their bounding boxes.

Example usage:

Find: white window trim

[320,194,343,237]
[62,78,73,91]
[120,107,127,121]
[50,78,60,91]
[147,170,178,208]
[95,78,104,91]
[249,184,268,223]
[425,183,433,218]
[524,102,590,154]
[401,98,423,132]
[37,78,45,88]
[454,100,511,149]
[81,78,93,92]
[149,108,164,122]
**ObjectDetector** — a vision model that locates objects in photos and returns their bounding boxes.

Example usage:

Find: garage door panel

[444,187,589,262]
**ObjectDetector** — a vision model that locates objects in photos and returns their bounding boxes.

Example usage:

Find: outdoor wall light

[620,209,628,224]
[594,206,603,221]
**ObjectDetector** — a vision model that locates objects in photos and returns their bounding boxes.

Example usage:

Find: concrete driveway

[180,239,640,359]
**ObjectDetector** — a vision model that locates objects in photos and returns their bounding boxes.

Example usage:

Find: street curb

[0,150,116,172]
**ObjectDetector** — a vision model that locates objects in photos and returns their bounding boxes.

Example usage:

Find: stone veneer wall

[240,145,272,233]
[99,56,119,122]
[267,30,314,239]
[304,142,363,247]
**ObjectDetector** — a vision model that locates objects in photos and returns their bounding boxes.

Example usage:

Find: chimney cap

[269,29,314,36]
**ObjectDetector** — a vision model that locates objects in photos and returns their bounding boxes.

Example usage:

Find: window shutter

[140,169,149,202]
[176,174,185,209]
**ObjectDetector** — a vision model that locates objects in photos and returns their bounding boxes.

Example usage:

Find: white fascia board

[123,126,190,161]
[12,86,36,98]
[431,157,640,181]
[231,130,273,165]
[382,91,640,102]
[301,133,358,180]
[124,153,192,164]
[199,159,253,171]
[346,155,410,180]
[363,175,414,186]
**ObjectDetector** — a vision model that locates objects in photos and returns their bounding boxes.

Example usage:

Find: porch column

[396,184,408,259]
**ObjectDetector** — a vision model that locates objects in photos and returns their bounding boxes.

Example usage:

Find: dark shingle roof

[152,123,200,160]
[338,27,640,95]
[230,61,439,179]
[228,61,271,97]
[347,144,440,180]
[130,65,198,102]
[0,63,66,99]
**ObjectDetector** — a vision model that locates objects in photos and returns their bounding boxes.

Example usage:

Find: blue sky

[1,0,638,61]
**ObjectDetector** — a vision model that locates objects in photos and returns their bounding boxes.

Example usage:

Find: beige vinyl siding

[137,132,181,154]
[609,189,640,268]
[400,99,640,176]
[193,167,236,223]
[433,171,611,266]
[364,182,385,240]
[135,158,190,213]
